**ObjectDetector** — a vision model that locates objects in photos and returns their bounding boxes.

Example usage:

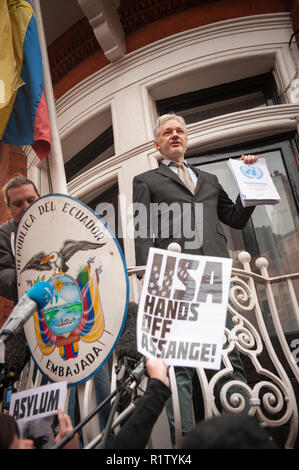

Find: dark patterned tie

[170,162,195,194]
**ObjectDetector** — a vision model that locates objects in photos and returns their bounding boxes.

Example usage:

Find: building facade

[0,0,298,446]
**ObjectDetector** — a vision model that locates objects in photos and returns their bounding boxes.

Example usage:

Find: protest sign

[9,381,67,448]
[137,248,232,370]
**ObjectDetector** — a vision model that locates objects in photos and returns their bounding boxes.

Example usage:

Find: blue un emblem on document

[240,165,263,179]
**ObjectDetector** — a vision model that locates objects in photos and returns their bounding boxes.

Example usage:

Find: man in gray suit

[133,113,257,445]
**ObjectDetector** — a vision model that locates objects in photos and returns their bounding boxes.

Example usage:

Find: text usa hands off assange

[106,454,192,466]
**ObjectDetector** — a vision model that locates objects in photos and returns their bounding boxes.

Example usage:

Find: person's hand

[54,409,79,449]
[240,154,258,164]
[17,438,34,449]
[145,357,170,387]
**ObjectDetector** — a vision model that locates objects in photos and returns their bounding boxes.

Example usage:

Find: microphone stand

[52,388,117,449]
[52,358,146,449]
[84,401,136,449]
[92,358,145,449]
[97,389,121,449]
[0,340,19,410]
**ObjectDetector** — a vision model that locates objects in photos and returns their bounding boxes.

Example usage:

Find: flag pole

[32,0,68,195]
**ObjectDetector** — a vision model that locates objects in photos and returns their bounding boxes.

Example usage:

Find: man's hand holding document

[227,157,281,207]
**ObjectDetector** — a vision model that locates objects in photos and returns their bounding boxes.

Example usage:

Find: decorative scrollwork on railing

[193,252,298,449]
[129,250,298,448]
[19,250,296,449]
[229,276,255,312]
[218,380,253,413]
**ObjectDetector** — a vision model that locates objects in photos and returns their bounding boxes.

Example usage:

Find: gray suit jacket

[133,163,255,266]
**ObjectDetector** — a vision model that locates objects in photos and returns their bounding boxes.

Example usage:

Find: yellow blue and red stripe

[32,265,105,361]
[34,308,56,355]
[75,267,105,342]
[1,0,51,161]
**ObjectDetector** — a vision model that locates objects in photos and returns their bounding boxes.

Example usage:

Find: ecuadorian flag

[0,0,51,161]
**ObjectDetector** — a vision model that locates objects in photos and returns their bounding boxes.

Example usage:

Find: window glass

[65,126,114,182]
[191,147,299,335]
[157,73,279,124]
[180,92,266,124]
[88,183,124,253]
[198,150,298,274]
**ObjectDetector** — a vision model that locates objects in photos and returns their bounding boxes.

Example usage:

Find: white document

[227,158,281,207]
[137,248,232,370]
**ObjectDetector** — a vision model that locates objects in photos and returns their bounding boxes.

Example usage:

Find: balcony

[17,250,299,449]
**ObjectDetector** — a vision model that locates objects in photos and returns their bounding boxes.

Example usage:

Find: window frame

[64,125,114,182]
[156,72,280,120]
[187,132,299,211]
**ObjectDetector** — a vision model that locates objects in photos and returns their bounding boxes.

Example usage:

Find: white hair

[154,113,187,140]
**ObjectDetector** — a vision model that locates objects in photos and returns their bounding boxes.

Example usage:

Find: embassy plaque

[16,194,129,386]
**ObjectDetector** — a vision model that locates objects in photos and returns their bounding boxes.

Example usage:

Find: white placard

[137,248,232,370]
[9,381,67,448]
[9,381,67,423]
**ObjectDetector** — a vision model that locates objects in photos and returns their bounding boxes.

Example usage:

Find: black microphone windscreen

[3,330,30,375]
[115,302,142,363]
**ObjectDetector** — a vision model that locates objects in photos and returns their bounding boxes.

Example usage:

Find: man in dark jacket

[0,175,40,372]
[133,114,257,264]
[133,113,258,446]
[0,175,40,303]
[0,175,112,429]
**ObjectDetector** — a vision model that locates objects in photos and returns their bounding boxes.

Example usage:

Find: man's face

[154,118,188,162]
[8,184,39,222]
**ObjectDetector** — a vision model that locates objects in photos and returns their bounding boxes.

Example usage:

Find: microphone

[0,282,54,343]
[114,302,147,411]
[115,301,142,366]
[53,303,146,449]
[124,358,146,387]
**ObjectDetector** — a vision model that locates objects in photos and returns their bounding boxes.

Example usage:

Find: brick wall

[49,0,290,99]
[285,0,299,47]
